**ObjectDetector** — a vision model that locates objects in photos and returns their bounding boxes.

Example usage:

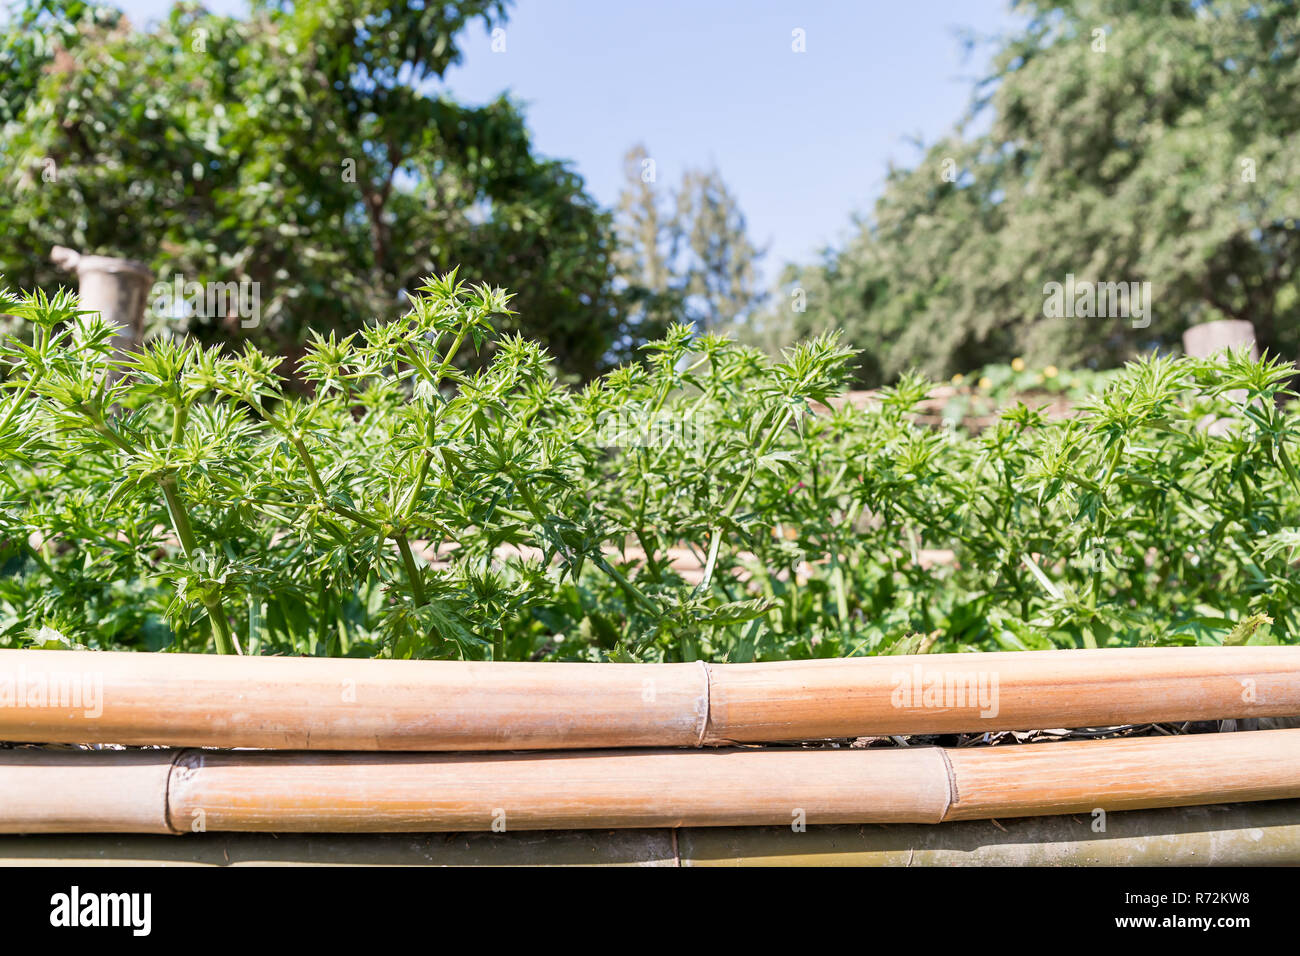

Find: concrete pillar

[49,246,153,354]
[1182,318,1258,360]
[1182,319,1259,434]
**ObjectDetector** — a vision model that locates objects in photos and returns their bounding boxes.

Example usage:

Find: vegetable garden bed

[2,278,1298,660]
[2,278,1299,864]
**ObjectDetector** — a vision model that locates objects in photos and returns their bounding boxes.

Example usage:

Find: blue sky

[116,0,1023,281]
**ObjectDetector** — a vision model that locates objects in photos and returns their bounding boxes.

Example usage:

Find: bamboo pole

[4,729,1298,834]
[944,728,1300,819]
[0,651,709,750]
[680,800,1300,866]
[5,800,1300,865]
[0,829,680,866]
[1,646,1297,750]
[0,749,174,835]
[704,647,1300,741]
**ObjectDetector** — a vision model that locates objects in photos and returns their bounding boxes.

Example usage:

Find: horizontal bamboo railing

[5,729,1299,833]
[1,646,1297,750]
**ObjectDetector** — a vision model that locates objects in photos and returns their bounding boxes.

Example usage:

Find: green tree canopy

[768,0,1300,385]
[1,0,637,378]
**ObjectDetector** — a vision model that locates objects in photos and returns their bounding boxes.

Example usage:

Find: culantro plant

[1,275,1297,660]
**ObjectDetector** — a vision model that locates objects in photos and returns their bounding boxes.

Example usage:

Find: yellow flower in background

[1011,357,1026,372]
[951,373,965,385]
[978,376,992,390]
[1044,365,1059,378]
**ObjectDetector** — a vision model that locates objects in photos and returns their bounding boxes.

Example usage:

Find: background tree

[611,144,679,343]
[612,143,765,335]
[767,0,1300,384]
[0,0,640,378]
[674,166,766,329]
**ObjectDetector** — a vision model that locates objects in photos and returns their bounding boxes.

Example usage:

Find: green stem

[170,403,238,655]
[1,328,50,435]
[634,527,663,582]
[400,449,434,518]
[260,410,382,531]
[83,407,239,653]
[289,434,327,497]
[509,464,658,616]
[395,534,427,606]
[20,539,58,580]
[700,406,795,589]
[396,328,468,518]
[165,399,188,453]
[160,476,238,655]
[723,407,794,519]
[591,554,660,616]
[260,402,428,625]
[432,329,467,382]
[0,373,39,435]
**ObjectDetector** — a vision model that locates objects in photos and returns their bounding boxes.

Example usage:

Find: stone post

[1182,319,1258,435]
[1182,319,1258,361]
[49,246,153,355]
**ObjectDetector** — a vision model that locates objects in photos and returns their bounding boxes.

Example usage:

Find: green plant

[2,278,1298,660]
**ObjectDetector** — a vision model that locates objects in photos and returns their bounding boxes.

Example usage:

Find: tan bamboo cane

[943,727,1300,819]
[6,799,1300,864]
[703,646,1300,742]
[0,651,710,750]
[0,749,175,834]
[1,647,1297,750]
[3,729,1299,833]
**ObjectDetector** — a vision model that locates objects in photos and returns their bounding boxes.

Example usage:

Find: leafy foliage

[2,278,1298,659]
[0,0,638,378]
